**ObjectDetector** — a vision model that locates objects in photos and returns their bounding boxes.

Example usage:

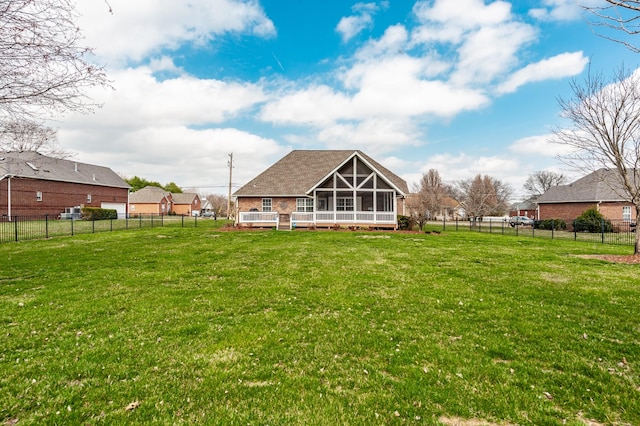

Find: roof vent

[74,163,78,172]
[26,161,38,171]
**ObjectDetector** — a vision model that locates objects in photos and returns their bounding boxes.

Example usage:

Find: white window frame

[36,191,42,202]
[623,205,632,222]
[87,194,92,204]
[337,197,354,211]
[296,198,314,212]
[262,198,272,212]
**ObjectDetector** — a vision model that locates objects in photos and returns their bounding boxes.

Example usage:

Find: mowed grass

[1,224,638,425]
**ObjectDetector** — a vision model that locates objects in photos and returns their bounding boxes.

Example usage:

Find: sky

[52,0,640,201]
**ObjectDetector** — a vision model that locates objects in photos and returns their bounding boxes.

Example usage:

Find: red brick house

[0,151,130,218]
[536,168,637,224]
[233,150,408,229]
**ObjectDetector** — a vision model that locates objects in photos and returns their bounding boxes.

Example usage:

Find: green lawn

[1,225,638,425]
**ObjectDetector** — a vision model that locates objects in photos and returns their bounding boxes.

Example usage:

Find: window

[623,206,632,222]
[36,191,42,202]
[87,194,92,203]
[262,198,272,212]
[337,197,354,211]
[296,198,313,212]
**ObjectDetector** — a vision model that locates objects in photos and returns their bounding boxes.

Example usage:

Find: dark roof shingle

[234,150,408,197]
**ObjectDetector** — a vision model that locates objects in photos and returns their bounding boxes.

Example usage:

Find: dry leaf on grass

[125,401,141,411]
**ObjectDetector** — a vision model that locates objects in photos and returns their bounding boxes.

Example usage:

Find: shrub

[81,207,118,220]
[573,208,613,233]
[397,215,412,230]
[536,219,567,230]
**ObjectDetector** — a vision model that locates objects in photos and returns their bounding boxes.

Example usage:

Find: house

[129,186,173,215]
[233,150,409,229]
[171,192,201,216]
[0,151,130,218]
[509,201,538,220]
[536,168,637,224]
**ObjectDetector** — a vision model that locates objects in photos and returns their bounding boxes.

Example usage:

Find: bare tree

[553,66,640,254]
[0,119,70,157]
[406,169,448,230]
[0,0,109,123]
[205,194,230,218]
[582,0,640,52]
[523,170,567,201]
[458,174,512,219]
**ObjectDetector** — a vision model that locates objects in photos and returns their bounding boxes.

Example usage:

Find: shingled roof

[129,186,171,203]
[234,150,409,197]
[171,193,199,204]
[0,151,129,188]
[536,168,631,203]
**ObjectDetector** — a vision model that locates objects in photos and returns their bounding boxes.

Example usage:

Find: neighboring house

[233,150,408,229]
[441,196,465,220]
[172,192,201,216]
[0,151,130,218]
[509,201,538,220]
[129,186,173,215]
[536,168,637,224]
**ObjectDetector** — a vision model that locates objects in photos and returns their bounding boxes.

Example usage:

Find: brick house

[536,168,637,224]
[0,151,129,218]
[172,192,201,216]
[129,186,173,215]
[233,150,408,229]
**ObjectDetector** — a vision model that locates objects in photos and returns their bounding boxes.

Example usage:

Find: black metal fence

[425,218,637,247]
[0,214,201,243]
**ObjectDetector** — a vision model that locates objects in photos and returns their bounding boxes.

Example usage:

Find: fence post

[14,216,18,242]
[71,219,74,236]
[92,216,95,233]
[195,215,198,227]
[181,214,185,228]
[601,218,605,244]
[551,220,554,240]
[139,214,142,229]
[110,218,113,232]
[573,220,577,241]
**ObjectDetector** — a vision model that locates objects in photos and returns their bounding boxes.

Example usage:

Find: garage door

[101,202,127,219]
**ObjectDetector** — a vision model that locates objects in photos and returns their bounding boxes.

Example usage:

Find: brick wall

[539,201,637,223]
[0,177,128,217]
[237,197,296,214]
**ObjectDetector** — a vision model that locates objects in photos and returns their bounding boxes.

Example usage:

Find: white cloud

[76,0,275,65]
[452,22,537,86]
[59,125,285,191]
[413,0,512,29]
[529,0,599,21]
[508,134,576,157]
[317,118,421,154]
[498,52,588,94]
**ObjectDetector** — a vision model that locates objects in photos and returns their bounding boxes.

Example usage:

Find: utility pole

[227,153,233,220]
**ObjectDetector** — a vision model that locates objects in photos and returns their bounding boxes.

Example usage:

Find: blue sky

[56,0,639,201]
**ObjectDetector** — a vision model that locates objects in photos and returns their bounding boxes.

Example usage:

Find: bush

[536,219,567,230]
[573,208,613,233]
[397,215,412,230]
[81,207,118,221]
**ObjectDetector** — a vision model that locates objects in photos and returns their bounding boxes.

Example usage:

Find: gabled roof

[129,186,171,203]
[234,150,409,197]
[0,151,129,189]
[536,168,632,203]
[172,193,200,205]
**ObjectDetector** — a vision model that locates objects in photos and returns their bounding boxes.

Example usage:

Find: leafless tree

[0,119,71,157]
[582,0,640,52]
[0,0,109,124]
[523,170,567,201]
[407,169,447,230]
[553,66,640,254]
[205,194,230,218]
[458,174,512,219]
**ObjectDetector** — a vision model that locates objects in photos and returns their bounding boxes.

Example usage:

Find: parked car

[509,215,534,227]
[201,211,216,218]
